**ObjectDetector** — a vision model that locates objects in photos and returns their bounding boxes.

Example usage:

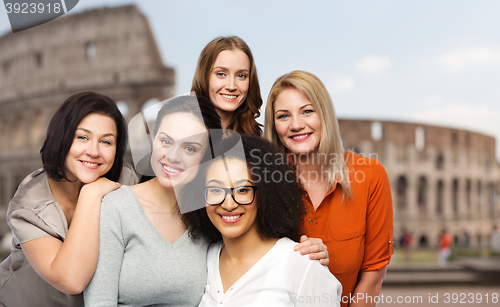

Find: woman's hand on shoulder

[294,235,329,266]
[81,177,121,199]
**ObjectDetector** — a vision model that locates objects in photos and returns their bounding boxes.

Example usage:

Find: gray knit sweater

[84,186,209,306]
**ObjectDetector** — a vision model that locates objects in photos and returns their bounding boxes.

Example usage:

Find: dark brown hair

[40,91,127,182]
[191,36,263,136]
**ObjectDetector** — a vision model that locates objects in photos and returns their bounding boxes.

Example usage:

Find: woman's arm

[350,162,393,306]
[83,190,125,306]
[295,259,342,307]
[21,178,120,294]
[349,267,387,307]
[294,235,330,265]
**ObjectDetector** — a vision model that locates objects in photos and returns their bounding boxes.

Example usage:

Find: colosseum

[0,5,175,236]
[338,119,500,249]
[0,5,498,253]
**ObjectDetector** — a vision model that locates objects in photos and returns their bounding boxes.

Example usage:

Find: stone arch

[417,176,427,208]
[466,179,472,216]
[371,121,382,141]
[1,118,9,149]
[436,153,444,170]
[86,42,96,60]
[418,235,428,248]
[451,131,458,144]
[436,180,444,215]
[30,111,45,147]
[396,175,408,209]
[477,180,482,216]
[13,115,25,148]
[0,174,4,207]
[488,182,495,218]
[35,52,43,68]
[452,178,459,215]
[415,126,425,151]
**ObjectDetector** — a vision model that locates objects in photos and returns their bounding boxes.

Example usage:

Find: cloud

[329,77,354,94]
[413,95,500,159]
[436,46,500,74]
[355,56,392,75]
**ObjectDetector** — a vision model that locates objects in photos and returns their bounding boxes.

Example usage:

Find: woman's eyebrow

[76,127,116,138]
[182,141,203,147]
[206,179,224,185]
[234,179,253,185]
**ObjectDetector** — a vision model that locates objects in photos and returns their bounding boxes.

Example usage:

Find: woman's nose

[220,193,239,212]
[85,141,101,157]
[290,117,305,131]
[165,147,181,163]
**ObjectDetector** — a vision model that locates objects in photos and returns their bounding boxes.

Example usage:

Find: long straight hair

[264,70,353,200]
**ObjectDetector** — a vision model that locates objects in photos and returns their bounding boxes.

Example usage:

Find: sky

[2,0,500,159]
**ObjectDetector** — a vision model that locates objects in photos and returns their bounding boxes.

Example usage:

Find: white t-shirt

[199,237,342,307]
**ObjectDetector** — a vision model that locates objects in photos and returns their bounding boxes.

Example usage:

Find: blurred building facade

[0,5,175,234]
[339,119,500,249]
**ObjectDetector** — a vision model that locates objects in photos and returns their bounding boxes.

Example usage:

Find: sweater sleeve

[294,260,342,307]
[83,190,125,307]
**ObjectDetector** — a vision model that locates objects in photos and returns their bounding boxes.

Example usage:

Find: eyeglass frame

[203,185,258,206]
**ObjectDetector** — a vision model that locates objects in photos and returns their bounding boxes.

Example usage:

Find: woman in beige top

[0,91,133,306]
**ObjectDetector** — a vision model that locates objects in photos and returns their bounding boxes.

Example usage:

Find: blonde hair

[191,36,262,135]
[264,70,352,200]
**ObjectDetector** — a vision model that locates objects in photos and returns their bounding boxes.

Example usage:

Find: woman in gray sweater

[84,95,330,306]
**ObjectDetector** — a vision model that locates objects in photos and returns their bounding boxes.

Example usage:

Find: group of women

[0,36,393,307]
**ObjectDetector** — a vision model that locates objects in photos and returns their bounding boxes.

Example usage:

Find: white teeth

[82,161,99,167]
[221,94,237,99]
[221,214,241,221]
[292,134,310,140]
[162,164,183,173]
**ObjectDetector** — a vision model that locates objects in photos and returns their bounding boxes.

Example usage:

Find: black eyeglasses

[204,185,257,206]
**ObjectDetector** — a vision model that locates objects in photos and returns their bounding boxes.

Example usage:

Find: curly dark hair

[182,134,306,242]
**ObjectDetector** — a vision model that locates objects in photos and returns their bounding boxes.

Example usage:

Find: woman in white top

[183,134,342,306]
[84,96,329,306]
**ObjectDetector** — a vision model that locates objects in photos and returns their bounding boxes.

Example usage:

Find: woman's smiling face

[208,49,250,119]
[151,112,209,190]
[64,113,117,184]
[205,158,259,241]
[273,88,322,156]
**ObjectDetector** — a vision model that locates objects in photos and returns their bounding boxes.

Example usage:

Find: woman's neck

[144,177,179,214]
[294,152,324,187]
[221,228,277,263]
[48,177,82,206]
[48,177,83,224]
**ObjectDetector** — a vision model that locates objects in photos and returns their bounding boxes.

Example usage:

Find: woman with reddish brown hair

[191,36,263,136]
